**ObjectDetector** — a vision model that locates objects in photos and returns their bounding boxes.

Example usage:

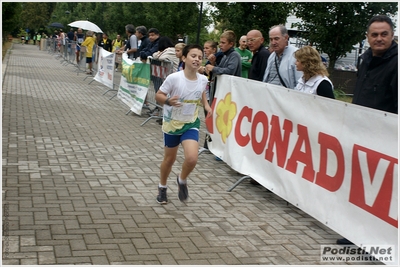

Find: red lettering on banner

[251,112,269,155]
[315,133,345,192]
[235,106,252,147]
[349,145,398,227]
[285,125,315,182]
[265,115,293,168]
[231,105,398,226]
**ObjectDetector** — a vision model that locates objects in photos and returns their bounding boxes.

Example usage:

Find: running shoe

[177,176,188,202]
[156,187,168,204]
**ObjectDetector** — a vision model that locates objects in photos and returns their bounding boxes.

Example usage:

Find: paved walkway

[2,43,375,265]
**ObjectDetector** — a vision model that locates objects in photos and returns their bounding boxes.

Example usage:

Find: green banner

[117,54,151,115]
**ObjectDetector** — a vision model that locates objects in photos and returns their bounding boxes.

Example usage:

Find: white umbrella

[68,20,103,33]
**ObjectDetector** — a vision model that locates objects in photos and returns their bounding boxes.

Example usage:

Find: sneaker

[156,187,168,204]
[177,176,188,202]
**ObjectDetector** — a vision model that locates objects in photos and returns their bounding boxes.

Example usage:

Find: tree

[21,2,56,33]
[141,2,208,43]
[210,2,294,43]
[2,2,22,41]
[47,3,210,43]
[293,3,398,71]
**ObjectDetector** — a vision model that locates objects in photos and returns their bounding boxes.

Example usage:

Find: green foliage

[210,2,294,44]
[21,2,56,33]
[333,88,346,99]
[293,3,398,71]
[2,2,22,40]
[48,2,208,44]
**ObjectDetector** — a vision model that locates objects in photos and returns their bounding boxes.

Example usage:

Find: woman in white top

[294,46,335,98]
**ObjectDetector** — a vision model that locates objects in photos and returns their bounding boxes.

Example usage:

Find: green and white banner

[117,53,151,115]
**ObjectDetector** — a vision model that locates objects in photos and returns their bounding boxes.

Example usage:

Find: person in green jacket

[36,33,42,48]
[235,35,252,78]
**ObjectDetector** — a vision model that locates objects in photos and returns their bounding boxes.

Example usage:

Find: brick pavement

[2,43,379,265]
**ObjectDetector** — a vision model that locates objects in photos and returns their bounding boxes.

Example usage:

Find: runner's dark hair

[182,44,203,57]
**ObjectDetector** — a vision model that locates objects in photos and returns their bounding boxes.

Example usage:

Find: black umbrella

[48,22,64,28]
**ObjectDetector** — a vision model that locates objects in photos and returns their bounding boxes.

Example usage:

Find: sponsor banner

[208,75,398,265]
[117,53,151,115]
[94,47,115,89]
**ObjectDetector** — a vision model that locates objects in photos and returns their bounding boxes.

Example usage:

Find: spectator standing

[136,26,150,55]
[150,36,180,117]
[336,15,398,246]
[52,31,58,51]
[352,15,398,114]
[67,28,74,42]
[205,31,241,161]
[235,35,252,78]
[59,29,66,54]
[175,42,186,71]
[197,40,221,150]
[206,30,242,78]
[33,34,36,45]
[153,36,179,72]
[293,46,334,98]
[202,41,224,70]
[98,32,112,52]
[263,25,302,89]
[139,28,160,62]
[247,29,270,81]
[74,28,85,64]
[199,41,222,102]
[66,28,75,54]
[118,24,138,60]
[155,44,212,204]
[112,34,124,70]
[81,31,96,75]
[205,30,242,102]
[97,32,112,64]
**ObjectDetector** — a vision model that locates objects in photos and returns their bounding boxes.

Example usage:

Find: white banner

[94,47,115,89]
[207,75,398,265]
[117,53,151,115]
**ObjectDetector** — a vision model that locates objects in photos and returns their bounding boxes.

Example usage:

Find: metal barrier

[197,70,216,155]
[45,36,98,78]
[102,52,121,100]
[60,40,77,66]
[46,38,58,56]
[140,57,174,126]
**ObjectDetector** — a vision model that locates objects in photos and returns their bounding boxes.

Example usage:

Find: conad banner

[207,75,398,265]
[94,47,115,89]
[117,53,151,115]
